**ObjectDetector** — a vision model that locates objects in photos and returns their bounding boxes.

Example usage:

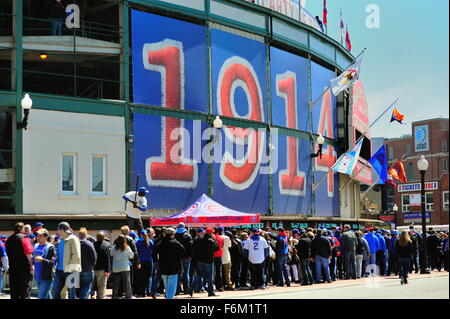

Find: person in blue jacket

[374,228,387,276]
[387,231,399,276]
[364,228,380,272]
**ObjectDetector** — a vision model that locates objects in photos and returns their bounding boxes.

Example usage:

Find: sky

[305,0,449,139]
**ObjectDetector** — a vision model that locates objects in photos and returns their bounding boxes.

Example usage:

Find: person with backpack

[408,228,421,273]
[271,228,291,287]
[174,223,193,296]
[32,229,56,299]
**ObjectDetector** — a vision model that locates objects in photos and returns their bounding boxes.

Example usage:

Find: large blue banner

[211,29,268,212]
[270,47,309,131]
[272,134,312,214]
[311,62,339,216]
[133,113,208,209]
[270,47,312,214]
[131,10,208,113]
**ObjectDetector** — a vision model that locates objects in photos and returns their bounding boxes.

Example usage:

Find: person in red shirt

[5,222,34,299]
[210,227,224,292]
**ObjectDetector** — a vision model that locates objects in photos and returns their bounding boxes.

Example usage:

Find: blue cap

[299,229,306,234]
[140,230,148,235]
[251,228,260,233]
[138,187,149,194]
[217,226,224,232]
[197,228,205,233]
[292,229,299,234]
[29,234,35,239]
[36,222,44,227]
[129,231,137,238]
[0,235,6,239]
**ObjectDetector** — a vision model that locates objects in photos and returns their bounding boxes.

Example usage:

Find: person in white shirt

[122,187,148,233]
[243,228,269,290]
[220,229,233,290]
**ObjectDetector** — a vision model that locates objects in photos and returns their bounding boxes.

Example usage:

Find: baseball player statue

[122,186,148,233]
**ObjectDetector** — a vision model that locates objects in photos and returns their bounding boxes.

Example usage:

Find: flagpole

[369,98,399,129]
[360,178,379,200]
[313,98,399,193]
[336,98,399,192]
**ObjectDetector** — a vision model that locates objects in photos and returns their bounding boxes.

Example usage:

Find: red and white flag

[345,25,352,51]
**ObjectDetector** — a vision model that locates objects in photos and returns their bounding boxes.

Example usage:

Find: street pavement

[0,270,447,300]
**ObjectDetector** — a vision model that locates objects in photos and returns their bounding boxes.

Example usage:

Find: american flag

[323,0,328,27]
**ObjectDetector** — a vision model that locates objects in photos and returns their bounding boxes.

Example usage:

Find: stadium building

[0,0,382,232]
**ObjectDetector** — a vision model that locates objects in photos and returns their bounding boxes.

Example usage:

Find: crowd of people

[0,221,448,299]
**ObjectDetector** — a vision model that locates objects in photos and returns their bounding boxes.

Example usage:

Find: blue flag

[369,145,388,184]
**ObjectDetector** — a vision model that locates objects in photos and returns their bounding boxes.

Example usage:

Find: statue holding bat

[122,174,148,233]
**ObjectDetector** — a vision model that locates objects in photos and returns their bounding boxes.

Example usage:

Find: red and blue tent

[149,194,260,227]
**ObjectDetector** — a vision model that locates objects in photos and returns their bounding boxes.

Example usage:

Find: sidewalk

[0,270,447,300]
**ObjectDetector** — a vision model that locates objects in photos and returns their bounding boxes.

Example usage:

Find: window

[61,154,76,194]
[389,147,394,160]
[442,139,448,152]
[402,194,410,212]
[406,145,411,156]
[425,192,434,211]
[442,121,447,131]
[91,156,106,194]
[443,192,449,211]
[444,159,448,172]
[408,162,414,181]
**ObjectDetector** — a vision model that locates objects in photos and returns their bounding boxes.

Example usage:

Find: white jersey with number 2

[243,236,269,264]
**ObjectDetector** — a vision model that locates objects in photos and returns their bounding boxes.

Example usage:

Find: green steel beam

[206,6,214,199]
[14,0,23,215]
[123,0,132,192]
[26,93,125,117]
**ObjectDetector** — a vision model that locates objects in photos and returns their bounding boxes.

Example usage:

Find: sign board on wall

[409,194,421,207]
[403,212,431,223]
[414,125,430,152]
[397,182,438,192]
[131,10,340,215]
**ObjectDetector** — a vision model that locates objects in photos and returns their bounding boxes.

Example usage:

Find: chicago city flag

[333,138,364,176]
[330,53,363,96]
[388,160,407,183]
